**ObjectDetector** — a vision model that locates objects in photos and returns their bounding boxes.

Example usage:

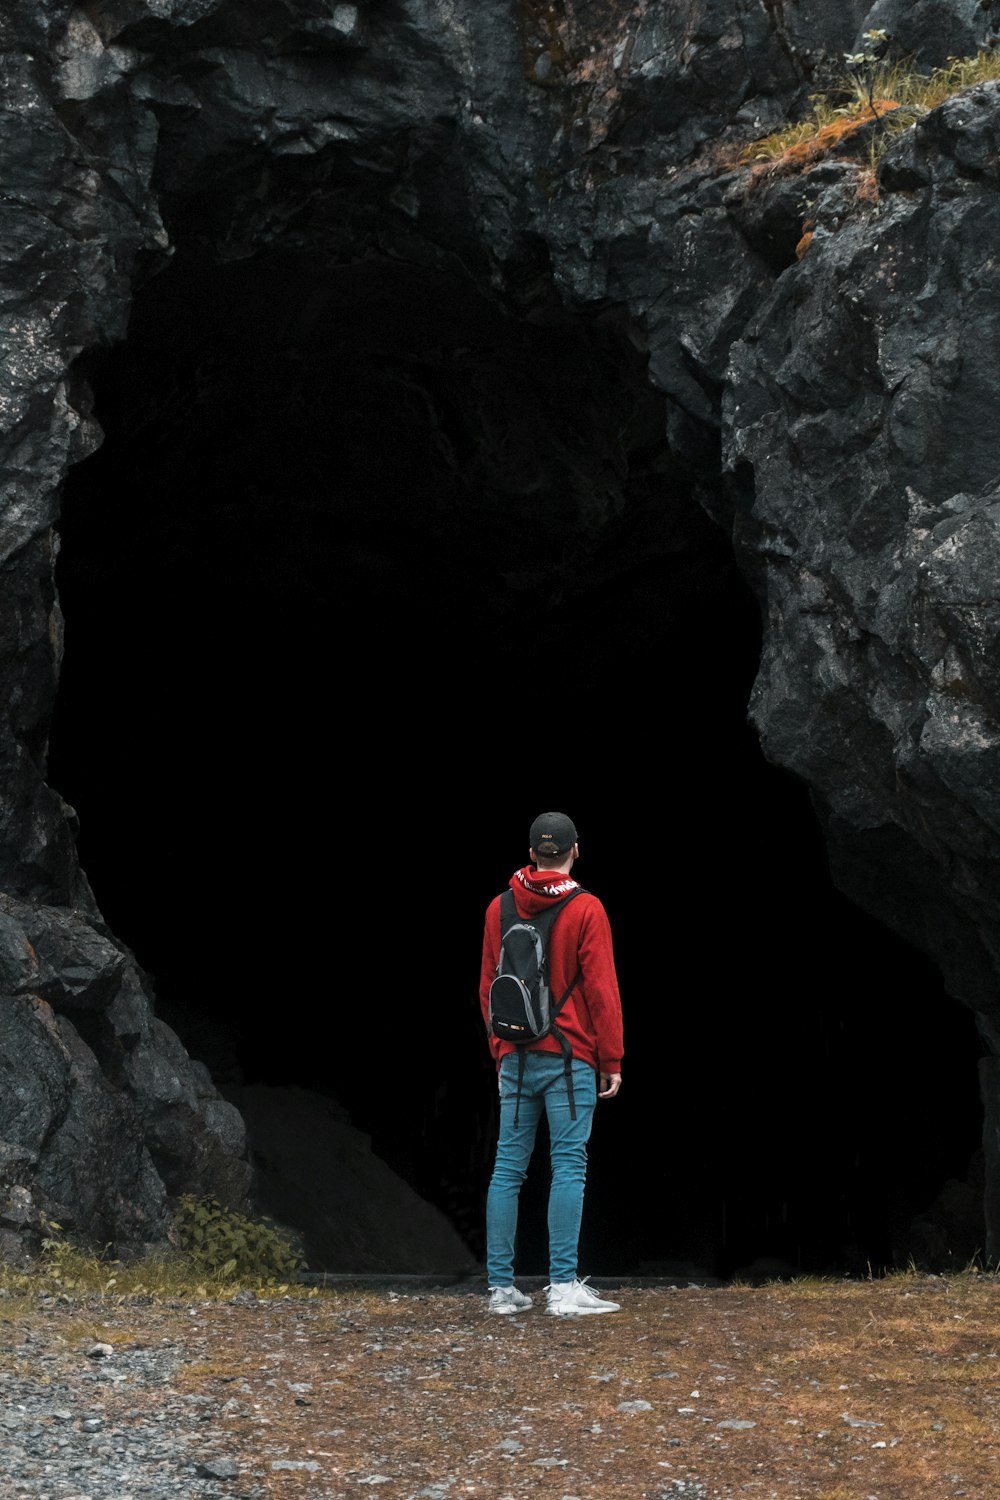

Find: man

[479,811,624,1316]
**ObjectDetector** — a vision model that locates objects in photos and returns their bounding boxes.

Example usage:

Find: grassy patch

[740,48,1000,169]
[0,1237,317,1306]
[0,1195,311,1306]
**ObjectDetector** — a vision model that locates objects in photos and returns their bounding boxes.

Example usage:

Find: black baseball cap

[529,811,579,857]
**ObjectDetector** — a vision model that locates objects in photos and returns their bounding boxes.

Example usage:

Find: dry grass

[0,1235,309,1303]
[739,48,1000,171]
[740,101,903,169]
[6,1271,1000,1497]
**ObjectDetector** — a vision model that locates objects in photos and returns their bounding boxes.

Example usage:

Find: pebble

[197,1458,240,1479]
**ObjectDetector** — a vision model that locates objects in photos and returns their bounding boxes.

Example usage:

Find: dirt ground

[7,1272,1000,1499]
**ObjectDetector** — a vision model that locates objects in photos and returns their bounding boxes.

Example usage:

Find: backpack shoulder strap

[548,888,588,1121]
[548,888,588,1015]
[498,889,519,932]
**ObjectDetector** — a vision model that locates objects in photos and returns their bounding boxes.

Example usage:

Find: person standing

[480,811,624,1316]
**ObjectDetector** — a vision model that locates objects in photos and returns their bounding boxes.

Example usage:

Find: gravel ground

[2,1298,256,1500]
[5,1275,998,1499]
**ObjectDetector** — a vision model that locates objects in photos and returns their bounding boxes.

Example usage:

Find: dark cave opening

[49,236,988,1280]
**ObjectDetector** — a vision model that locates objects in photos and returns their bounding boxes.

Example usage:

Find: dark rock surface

[0,890,250,1251]
[4,0,1000,1259]
[723,81,1000,1113]
[232,1085,477,1274]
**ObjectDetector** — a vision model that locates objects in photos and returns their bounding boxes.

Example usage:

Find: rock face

[0,893,250,1253]
[724,83,1000,1029]
[5,0,1000,1257]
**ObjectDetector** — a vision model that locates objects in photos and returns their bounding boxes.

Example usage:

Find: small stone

[618,1400,653,1413]
[272,1460,322,1472]
[196,1458,240,1479]
[531,1457,569,1469]
[86,1343,114,1359]
[716,1419,756,1430]
[496,1439,524,1453]
[51,1409,74,1421]
[332,3,358,33]
[841,1413,882,1428]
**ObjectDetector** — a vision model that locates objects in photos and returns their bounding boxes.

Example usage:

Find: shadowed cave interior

[48,238,987,1280]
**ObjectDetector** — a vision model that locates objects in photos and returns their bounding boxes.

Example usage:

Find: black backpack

[488,887,585,1125]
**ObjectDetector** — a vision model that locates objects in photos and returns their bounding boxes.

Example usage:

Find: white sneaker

[546,1278,620,1316]
[488,1285,533,1314]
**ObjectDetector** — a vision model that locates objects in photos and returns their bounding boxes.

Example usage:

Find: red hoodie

[479,865,624,1076]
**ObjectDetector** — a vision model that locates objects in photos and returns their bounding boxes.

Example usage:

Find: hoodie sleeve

[578,897,624,1074]
[479,896,502,1063]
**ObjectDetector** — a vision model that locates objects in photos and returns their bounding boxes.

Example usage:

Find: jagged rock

[0,992,166,1249]
[0,893,251,1254]
[606,0,868,159]
[859,0,999,66]
[723,83,1000,1014]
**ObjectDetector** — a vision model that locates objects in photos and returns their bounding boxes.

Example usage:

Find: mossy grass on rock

[739,47,1000,171]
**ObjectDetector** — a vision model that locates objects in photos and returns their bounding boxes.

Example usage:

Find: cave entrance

[50,235,986,1280]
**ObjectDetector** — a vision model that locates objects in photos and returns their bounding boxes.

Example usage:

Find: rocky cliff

[4,0,1000,1260]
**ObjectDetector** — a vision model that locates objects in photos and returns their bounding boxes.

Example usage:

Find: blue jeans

[486,1051,597,1286]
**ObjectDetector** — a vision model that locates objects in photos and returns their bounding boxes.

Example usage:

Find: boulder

[233,1085,477,1274]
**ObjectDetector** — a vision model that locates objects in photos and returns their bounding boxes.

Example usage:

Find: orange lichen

[741,99,902,173]
[854,168,881,202]
[795,219,816,258]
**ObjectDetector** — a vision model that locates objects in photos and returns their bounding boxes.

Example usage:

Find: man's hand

[599,1072,622,1099]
